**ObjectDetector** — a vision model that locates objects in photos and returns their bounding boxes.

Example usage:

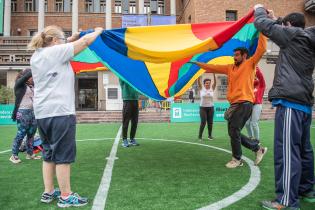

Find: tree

[0,86,14,104]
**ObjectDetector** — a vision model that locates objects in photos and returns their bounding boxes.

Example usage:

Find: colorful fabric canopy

[71,10,259,101]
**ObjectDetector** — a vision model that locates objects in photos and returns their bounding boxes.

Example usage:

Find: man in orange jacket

[191,33,268,168]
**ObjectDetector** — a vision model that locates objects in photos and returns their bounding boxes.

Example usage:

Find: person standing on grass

[10,68,41,164]
[120,79,140,148]
[29,25,103,208]
[190,32,268,169]
[245,66,266,141]
[197,74,216,141]
[254,4,315,210]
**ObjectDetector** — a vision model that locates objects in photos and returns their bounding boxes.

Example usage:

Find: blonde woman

[29,25,103,208]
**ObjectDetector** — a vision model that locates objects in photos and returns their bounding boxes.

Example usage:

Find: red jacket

[254,67,266,104]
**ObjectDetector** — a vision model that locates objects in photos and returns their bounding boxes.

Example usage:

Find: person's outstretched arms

[250,33,267,65]
[189,61,229,75]
[72,27,103,55]
[254,5,295,48]
[212,73,217,91]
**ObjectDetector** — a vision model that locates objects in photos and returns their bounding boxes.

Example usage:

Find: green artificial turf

[0,121,314,210]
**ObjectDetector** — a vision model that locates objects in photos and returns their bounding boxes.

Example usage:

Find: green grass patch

[0,121,314,209]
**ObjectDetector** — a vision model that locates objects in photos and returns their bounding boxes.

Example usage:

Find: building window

[115,0,122,13]
[226,10,237,21]
[144,0,150,14]
[55,0,64,12]
[187,15,191,23]
[85,0,93,12]
[45,0,48,12]
[100,0,106,13]
[129,0,136,14]
[157,0,164,14]
[11,0,17,12]
[108,88,118,99]
[25,0,35,12]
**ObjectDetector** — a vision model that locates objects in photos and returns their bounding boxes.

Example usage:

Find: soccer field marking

[0,149,11,154]
[136,138,261,210]
[0,136,260,209]
[0,138,115,155]
[91,126,122,210]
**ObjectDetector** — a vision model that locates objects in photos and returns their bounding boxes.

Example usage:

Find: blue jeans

[12,109,37,156]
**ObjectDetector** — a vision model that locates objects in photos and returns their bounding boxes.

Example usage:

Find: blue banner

[151,15,176,26]
[122,15,148,28]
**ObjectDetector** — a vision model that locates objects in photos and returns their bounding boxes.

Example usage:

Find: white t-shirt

[30,43,75,119]
[200,88,214,107]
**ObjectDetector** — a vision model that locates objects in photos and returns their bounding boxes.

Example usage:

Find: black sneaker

[40,188,61,203]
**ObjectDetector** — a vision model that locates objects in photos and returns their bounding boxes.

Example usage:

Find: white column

[72,0,79,33]
[4,0,11,36]
[105,0,112,29]
[170,0,176,16]
[38,0,45,32]
[138,0,144,14]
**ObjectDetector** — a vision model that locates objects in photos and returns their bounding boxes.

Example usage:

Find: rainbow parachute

[71,10,259,101]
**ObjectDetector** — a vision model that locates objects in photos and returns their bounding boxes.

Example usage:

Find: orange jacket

[200,34,267,104]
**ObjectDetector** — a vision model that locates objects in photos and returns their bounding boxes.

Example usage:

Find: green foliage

[0,85,14,104]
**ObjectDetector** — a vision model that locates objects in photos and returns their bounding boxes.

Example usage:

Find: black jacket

[254,8,315,106]
[11,70,32,121]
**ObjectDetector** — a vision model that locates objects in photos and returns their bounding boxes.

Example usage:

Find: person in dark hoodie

[10,68,40,164]
[254,4,315,210]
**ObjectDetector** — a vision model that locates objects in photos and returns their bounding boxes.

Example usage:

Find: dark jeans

[122,100,139,140]
[199,106,214,138]
[227,102,260,160]
[274,106,314,208]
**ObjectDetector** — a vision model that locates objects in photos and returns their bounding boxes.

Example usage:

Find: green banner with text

[0,104,15,125]
[170,102,230,122]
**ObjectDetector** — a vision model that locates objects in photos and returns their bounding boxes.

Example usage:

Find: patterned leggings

[11,109,37,156]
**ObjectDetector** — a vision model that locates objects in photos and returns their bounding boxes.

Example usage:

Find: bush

[0,85,14,104]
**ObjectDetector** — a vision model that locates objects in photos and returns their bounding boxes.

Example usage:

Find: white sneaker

[225,158,243,168]
[9,155,21,164]
[255,147,267,165]
[26,154,41,160]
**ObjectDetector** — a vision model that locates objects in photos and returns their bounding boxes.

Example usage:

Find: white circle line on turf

[0,149,11,154]
[0,138,115,155]
[136,138,261,210]
[0,136,261,210]
[91,126,122,210]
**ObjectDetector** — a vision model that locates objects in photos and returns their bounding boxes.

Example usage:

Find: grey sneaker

[130,139,139,146]
[208,136,214,141]
[261,200,300,210]
[225,158,243,168]
[255,147,267,165]
[122,139,129,147]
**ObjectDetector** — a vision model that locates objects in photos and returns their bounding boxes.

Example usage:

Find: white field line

[91,126,122,210]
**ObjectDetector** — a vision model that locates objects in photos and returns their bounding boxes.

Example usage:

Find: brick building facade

[1,0,315,110]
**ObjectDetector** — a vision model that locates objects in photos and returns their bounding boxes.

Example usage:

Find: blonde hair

[28,25,64,50]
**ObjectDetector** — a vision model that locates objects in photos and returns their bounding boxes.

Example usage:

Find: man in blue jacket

[254,4,315,210]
